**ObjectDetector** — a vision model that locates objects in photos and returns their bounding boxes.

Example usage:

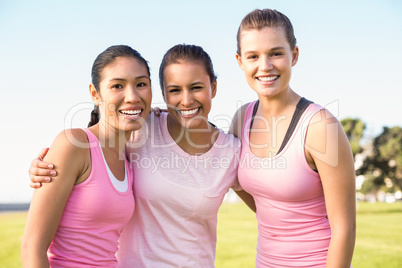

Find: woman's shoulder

[44,128,90,179]
[305,108,343,160]
[229,101,255,140]
[49,128,90,156]
[212,130,241,156]
[307,106,339,129]
[216,129,241,146]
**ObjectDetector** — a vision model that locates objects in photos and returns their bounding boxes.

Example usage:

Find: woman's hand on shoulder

[38,128,90,188]
[151,107,168,116]
[29,129,90,188]
[29,148,55,188]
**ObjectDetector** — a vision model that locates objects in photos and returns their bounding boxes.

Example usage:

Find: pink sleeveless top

[238,101,331,267]
[48,129,134,267]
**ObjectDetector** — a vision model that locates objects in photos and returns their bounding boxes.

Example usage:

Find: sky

[0,0,401,203]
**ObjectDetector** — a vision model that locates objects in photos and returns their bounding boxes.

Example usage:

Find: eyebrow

[243,46,286,54]
[189,81,204,86]
[166,81,204,88]
[109,75,149,81]
[270,46,286,50]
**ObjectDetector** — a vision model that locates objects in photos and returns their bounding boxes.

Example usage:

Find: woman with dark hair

[115,44,254,267]
[28,44,254,267]
[21,45,152,267]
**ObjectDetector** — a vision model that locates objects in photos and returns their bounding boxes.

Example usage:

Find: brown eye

[169,88,180,93]
[112,84,123,89]
[272,52,283,57]
[137,82,147,87]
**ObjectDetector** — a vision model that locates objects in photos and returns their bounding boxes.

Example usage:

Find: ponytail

[88,105,100,127]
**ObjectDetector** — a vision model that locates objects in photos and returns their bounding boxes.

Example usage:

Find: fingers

[152,107,160,116]
[30,171,52,182]
[30,173,51,187]
[38,147,49,161]
[38,148,47,160]
[29,148,54,188]
[31,148,54,170]
[152,107,167,117]
[30,182,42,189]
[38,148,49,160]
[29,165,56,177]
[32,158,54,169]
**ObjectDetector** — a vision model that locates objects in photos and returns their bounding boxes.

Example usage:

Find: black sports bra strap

[249,97,313,155]
[277,97,313,153]
[249,100,260,130]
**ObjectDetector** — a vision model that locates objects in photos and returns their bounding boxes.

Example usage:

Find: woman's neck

[90,123,131,154]
[257,88,300,117]
[166,114,218,155]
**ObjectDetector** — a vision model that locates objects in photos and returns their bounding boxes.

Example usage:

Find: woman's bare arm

[306,110,356,268]
[21,129,88,267]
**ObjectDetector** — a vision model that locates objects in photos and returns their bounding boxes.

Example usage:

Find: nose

[181,89,194,106]
[125,87,141,103]
[259,55,273,71]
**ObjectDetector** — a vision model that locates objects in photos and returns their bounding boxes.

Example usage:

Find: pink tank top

[48,128,134,267]
[238,101,331,267]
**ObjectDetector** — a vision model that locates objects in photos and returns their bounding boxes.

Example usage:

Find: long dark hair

[88,45,150,127]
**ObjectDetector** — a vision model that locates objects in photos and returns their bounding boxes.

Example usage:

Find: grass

[1,202,401,267]
[216,202,402,268]
[216,202,258,267]
[352,202,402,267]
[0,212,26,268]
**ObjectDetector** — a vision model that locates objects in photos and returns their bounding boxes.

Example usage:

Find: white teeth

[120,110,141,115]
[180,108,199,116]
[258,76,279,82]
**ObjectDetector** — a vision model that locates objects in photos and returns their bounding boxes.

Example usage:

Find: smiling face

[91,56,152,133]
[236,27,299,99]
[162,61,217,129]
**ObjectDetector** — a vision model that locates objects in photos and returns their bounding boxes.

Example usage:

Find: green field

[1,202,401,267]
[0,212,26,268]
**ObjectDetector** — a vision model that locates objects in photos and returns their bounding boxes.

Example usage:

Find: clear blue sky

[1,0,401,203]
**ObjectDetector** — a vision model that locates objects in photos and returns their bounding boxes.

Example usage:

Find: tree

[340,118,366,157]
[358,126,402,191]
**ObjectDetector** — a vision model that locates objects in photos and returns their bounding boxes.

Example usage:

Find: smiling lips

[119,109,142,119]
[178,107,200,118]
[257,75,279,82]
